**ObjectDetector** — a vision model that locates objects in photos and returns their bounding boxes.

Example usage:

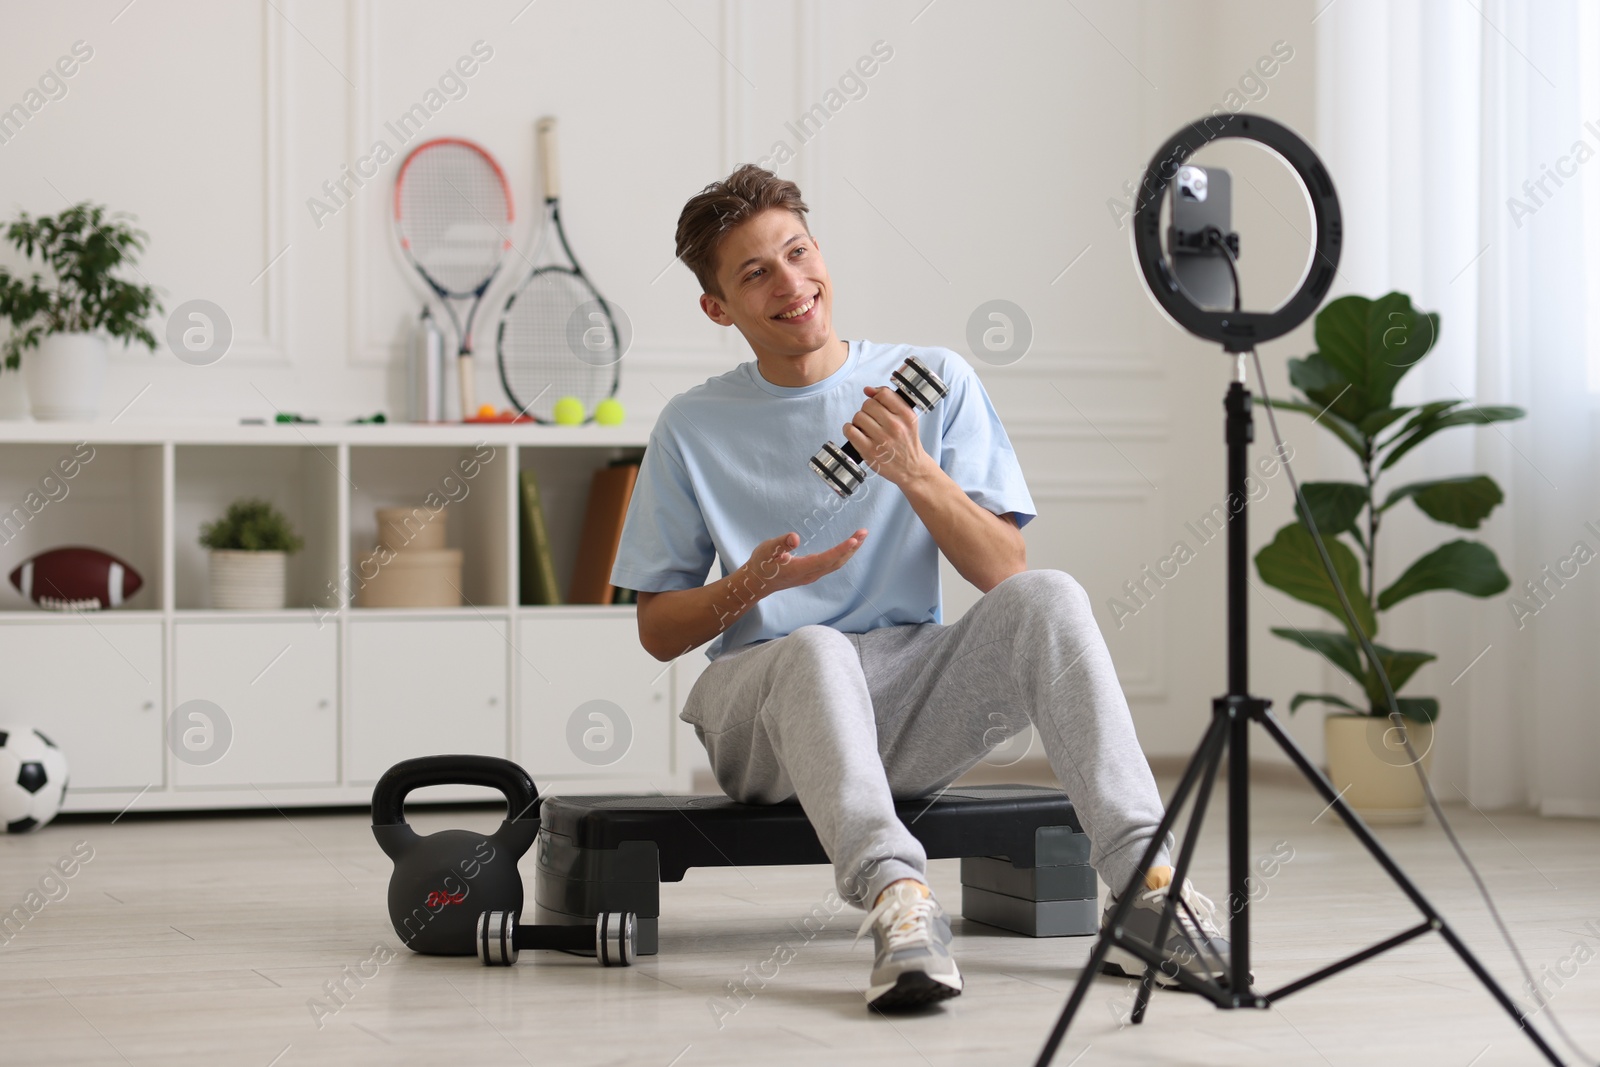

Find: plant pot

[208,549,288,610]
[25,332,108,421]
[1324,713,1435,825]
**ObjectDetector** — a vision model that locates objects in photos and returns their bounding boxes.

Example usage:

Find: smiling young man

[608,165,1228,1012]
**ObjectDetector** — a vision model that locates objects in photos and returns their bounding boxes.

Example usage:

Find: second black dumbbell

[475,909,637,967]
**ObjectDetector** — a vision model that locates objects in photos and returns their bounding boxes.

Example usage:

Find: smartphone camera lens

[1177,165,1208,202]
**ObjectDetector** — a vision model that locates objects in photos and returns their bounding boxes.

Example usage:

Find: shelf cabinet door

[0,621,163,791]
[346,617,508,784]
[516,612,670,781]
[173,620,339,788]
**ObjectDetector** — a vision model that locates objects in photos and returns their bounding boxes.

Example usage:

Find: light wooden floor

[3,771,1598,1067]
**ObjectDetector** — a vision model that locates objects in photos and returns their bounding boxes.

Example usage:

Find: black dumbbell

[476,909,637,967]
[809,355,950,498]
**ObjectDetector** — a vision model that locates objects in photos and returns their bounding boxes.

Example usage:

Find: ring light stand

[1035,113,1564,1067]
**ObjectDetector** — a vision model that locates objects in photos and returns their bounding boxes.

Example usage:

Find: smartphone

[1168,165,1236,310]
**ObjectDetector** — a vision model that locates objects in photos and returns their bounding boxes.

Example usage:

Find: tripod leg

[1035,711,1231,1066]
[1256,709,1567,1067]
[1131,714,1229,1023]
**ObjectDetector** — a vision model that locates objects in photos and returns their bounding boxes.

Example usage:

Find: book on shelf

[517,468,562,606]
[568,458,641,605]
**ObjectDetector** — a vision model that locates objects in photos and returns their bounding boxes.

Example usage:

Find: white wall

[1,0,1332,765]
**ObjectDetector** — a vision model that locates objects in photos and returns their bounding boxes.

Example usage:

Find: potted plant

[0,202,161,421]
[200,499,305,610]
[1254,292,1524,824]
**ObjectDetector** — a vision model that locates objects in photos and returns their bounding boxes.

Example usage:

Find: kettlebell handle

[371,755,541,827]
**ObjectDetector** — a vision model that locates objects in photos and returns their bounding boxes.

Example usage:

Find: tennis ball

[553,396,585,425]
[594,397,625,426]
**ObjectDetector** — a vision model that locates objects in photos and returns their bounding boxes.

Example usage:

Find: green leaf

[1381,475,1504,529]
[1379,405,1526,470]
[1286,353,1353,413]
[1294,481,1369,536]
[1269,627,1366,684]
[1273,630,1437,711]
[1262,398,1366,459]
[1358,406,1415,437]
[1311,292,1439,416]
[1376,539,1511,611]
[1395,700,1446,726]
[1383,400,1461,446]
[1364,643,1436,706]
[1255,524,1377,638]
[1289,692,1362,713]
[1307,302,1371,410]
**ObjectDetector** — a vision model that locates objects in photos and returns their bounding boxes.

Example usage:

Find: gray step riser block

[534,868,661,918]
[1033,826,1092,866]
[961,855,1097,901]
[960,885,1098,937]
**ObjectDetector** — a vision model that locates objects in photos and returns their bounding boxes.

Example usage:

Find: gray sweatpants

[681,568,1173,910]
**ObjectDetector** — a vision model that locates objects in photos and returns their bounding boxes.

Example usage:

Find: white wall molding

[346,0,380,367]
[228,0,290,364]
[346,0,418,369]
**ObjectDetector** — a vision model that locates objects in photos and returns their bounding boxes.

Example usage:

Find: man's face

[700,207,834,357]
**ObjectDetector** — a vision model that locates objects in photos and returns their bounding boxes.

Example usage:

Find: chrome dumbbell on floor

[475,909,637,967]
[808,355,950,498]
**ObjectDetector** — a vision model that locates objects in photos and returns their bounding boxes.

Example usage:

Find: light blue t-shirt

[609,338,1036,661]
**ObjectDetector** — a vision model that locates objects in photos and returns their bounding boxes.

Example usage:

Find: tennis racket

[495,117,621,423]
[394,137,514,421]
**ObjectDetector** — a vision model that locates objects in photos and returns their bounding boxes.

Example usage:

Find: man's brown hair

[675,164,810,297]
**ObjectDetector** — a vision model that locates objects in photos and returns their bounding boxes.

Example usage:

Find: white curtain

[1317,0,1600,814]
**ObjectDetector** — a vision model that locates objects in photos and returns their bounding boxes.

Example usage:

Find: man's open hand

[742,529,868,596]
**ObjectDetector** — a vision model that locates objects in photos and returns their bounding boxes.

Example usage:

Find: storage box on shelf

[0,423,695,813]
[348,443,509,609]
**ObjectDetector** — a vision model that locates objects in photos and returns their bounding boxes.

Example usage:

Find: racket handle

[458,354,476,420]
[537,116,559,201]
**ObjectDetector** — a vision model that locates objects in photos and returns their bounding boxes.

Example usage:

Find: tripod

[1035,368,1563,1067]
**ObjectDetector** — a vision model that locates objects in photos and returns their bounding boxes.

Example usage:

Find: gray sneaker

[1100,878,1231,989]
[853,881,963,1011]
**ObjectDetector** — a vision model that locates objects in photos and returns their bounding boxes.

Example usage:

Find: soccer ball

[0,725,70,832]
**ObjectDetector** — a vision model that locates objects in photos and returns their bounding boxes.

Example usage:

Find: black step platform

[532,784,1098,954]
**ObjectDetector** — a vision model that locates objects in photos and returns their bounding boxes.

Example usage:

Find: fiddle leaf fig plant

[0,201,162,370]
[1253,292,1523,723]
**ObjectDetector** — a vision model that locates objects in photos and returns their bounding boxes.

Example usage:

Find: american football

[8,546,144,611]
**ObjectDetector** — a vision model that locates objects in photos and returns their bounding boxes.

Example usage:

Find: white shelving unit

[0,423,698,813]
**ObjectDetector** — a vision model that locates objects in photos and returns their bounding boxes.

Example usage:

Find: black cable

[1202,226,1243,314]
[1203,230,1593,1066]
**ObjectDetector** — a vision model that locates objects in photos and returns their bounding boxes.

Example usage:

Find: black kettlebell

[371,755,541,956]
